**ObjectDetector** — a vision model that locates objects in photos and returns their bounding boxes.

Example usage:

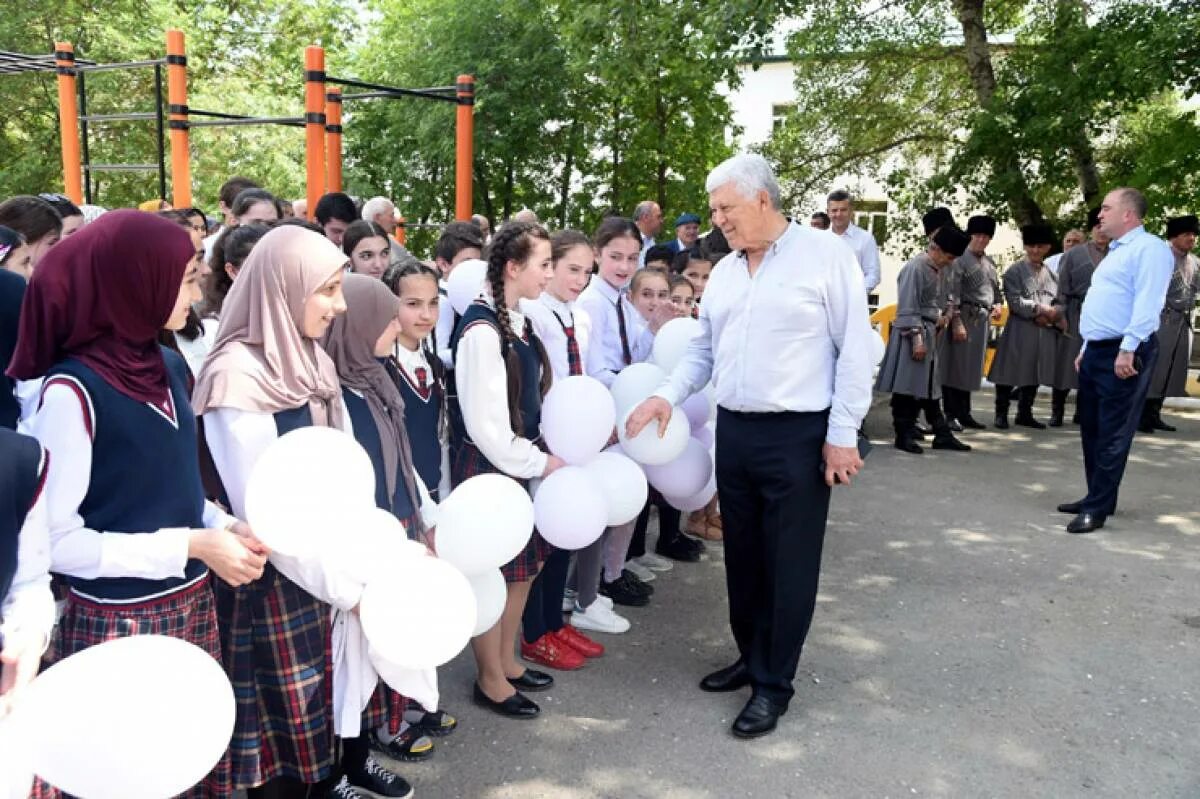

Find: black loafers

[699,660,751,693]
[508,668,554,692]
[1066,512,1106,534]
[473,683,540,719]
[731,694,787,739]
[1057,499,1084,515]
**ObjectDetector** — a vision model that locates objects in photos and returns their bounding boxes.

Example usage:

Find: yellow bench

[869,304,1009,373]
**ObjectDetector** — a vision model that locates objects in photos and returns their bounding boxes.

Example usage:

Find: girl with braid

[448,221,565,719]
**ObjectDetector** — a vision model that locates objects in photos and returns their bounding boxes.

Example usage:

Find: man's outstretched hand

[625,396,673,439]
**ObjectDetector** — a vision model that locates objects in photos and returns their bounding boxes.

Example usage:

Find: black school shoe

[371,725,434,761]
[657,536,703,562]
[599,573,650,606]
[412,709,458,737]
[344,757,414,799]
[621,568,654,596]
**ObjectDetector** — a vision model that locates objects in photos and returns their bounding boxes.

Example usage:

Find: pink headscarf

[192,225,347,427]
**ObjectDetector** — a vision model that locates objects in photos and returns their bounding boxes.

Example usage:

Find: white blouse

[520,292,592,382]
[1,462,55,651]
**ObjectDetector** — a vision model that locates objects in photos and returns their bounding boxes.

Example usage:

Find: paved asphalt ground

[370,395,1199,799]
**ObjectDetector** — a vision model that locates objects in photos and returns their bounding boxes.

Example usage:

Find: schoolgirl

[0,195,61,272]
[12,211,268,798]
[191,224,377,799]
[667,274,697,319]
[576,219,656,610]
[448,220,565,719]
[154,210,212,378]
[671,248,713,315]
[200,223,270,342]
[432,221,485,368]
[342,221,391,279]
[517,230,607,666]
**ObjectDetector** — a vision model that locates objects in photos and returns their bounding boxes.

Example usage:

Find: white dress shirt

[655,221,875,447]
[1,455,55,650]
[1045,252,1063,275]
[24,380,235,586]
[520,292,592,382]
[578,277,651,386]
[454,300,549,479]
[834,222,882,293]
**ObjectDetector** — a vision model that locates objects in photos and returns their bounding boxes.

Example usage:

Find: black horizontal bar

[325,76,459,103]
[79,112,157,123]
[76,59,165,73]
[84,163,159,172]
[186,116,305,128]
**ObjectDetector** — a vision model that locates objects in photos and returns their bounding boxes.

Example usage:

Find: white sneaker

[634,553,674,572]
[561,587,577,613]
[594,594,614,610]
[623,560,656,582]
[571,600,631,634]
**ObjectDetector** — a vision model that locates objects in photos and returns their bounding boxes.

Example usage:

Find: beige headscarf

[192,225,347,427]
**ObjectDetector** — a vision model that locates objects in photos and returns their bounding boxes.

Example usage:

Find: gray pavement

[384,396,1200,799]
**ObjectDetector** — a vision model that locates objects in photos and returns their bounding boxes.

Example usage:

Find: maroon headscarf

[7,209,194,408]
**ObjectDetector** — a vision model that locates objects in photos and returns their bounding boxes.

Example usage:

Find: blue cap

[675,212,701,227]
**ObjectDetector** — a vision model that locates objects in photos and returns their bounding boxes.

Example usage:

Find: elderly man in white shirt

[826,190,881,295]
[627,154,875,739]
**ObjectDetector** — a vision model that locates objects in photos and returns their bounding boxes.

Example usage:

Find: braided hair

[485,221,553,437]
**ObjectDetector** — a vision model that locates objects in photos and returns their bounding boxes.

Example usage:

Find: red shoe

[520,633,585,671]
[555,625,604,658]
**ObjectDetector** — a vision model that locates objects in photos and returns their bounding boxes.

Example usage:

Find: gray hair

[706,154,781,210]
[361,196,394,222]
[632,200,658,221]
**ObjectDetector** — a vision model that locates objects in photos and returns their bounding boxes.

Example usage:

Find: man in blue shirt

[1058,188,1173,533]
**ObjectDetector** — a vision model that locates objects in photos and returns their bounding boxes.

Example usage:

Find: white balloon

[359,556,476,669]
[609,362,666,418]
[870,329,886,365]
[617,405,690,466]
[13,636,234,799]
[533,466,607,549]
[435,474,534,576]
[664,472,718,512]
[542,375,616,465]
[244,426,377,557]
[332,506,422,585]
[446,258,489,315]
[651,317,703,373]
[692,426,715,451]
[680,391,712,432]
[468,569,506,636]
[582,451,649,526]
[643,437,713,499]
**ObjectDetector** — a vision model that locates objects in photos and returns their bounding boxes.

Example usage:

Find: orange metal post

[165,30,193,208]
[54,42,83,205]
[455,74,475,221]
[395,217,406,247]
[305,47,327,220]
[325,86,343,192]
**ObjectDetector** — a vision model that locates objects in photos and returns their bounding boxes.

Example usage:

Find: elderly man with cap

[987,223,1062,429]
[626,153,874,739]
[1140,214,1199,433]
[666,212,702,254]
[1048,208,1109,426]
[941,215,1003,430]
[878,225,974,453]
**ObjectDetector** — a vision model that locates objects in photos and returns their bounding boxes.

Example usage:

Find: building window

[855,200,888,246]
[771,104,794,132]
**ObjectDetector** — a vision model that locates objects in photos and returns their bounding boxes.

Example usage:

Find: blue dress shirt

[1078,226,1173,352]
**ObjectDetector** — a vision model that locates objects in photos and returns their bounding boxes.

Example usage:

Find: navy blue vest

[0,428,43,606]
[48,348,207,601]
[391,359,442,500]
[341,386,417,522]
[448,302,543,470]
[273,404,313,436]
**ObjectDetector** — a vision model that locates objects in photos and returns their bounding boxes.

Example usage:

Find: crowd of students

[0,182,731,799]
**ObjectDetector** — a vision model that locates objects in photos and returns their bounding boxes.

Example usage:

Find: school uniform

[0,428,54,665]
[26,347,235,798]
[448,299,549,583]
[577,277,653,386]
[392,347,446,503]
[204,402,352,789]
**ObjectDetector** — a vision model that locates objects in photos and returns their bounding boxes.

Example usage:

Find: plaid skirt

[212,564,335,790]
[451,440,549,583]
[30,577,231,799]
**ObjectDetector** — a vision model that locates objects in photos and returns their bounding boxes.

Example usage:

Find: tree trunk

[476,164,494,223]
[502,160,514,220]
[655,83,668,210]
[1053,0,1103,207]
[610,104,622,210]
[952,0,1044,226]
[557,123,577,228]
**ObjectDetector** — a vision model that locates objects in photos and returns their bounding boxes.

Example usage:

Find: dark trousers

[631,494,683,558]
[715,407,832,704]
[522,547,570,643]
[1052,388,1070,417]
[995,384,1037,416]
[1077,336,1158,516]
[891,393,946,437]
[941,386,974,422]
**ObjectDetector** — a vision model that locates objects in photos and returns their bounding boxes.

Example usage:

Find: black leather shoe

[1066,512,1106,534]
[1154,419,1177,432]
[894,435,923,454]
[731,694,787,739]
[915,423,931,435]
[507,669,554,692]
[1137,422,1156,434]
[994,414,1009,429]
[656,536,703,562]
[1048,414,1063,427]
[947,418,964,432]
[960,415,987,430]
[1014,415,1046,429]
[1057,499,1084,515]
[931,434,971,451]
[473,683,540,718]
[699,660,751,693]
